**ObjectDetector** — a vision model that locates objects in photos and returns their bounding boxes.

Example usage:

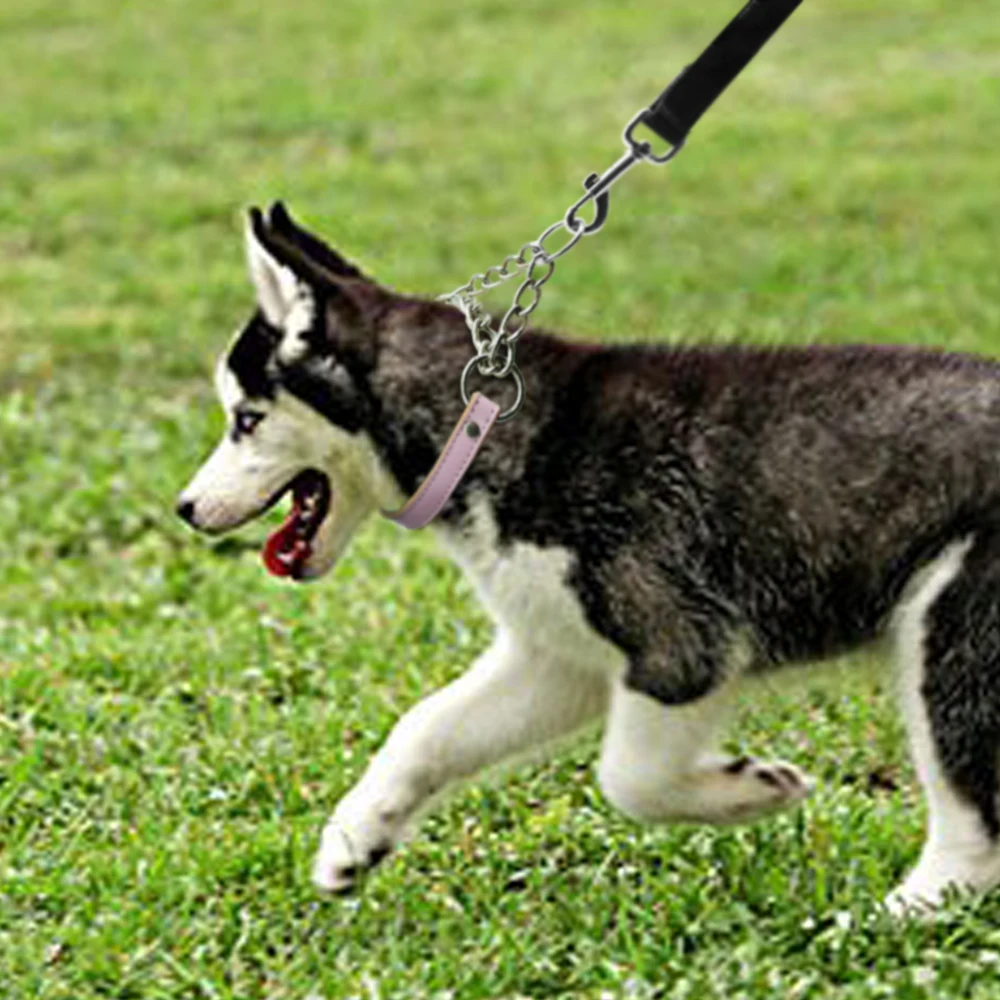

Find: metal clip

[564,149,640,235]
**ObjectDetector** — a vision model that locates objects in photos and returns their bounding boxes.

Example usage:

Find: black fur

[227,312,278,399]
[376,334,1000,706]
[267,201,368,282]
[922,529,1000,837]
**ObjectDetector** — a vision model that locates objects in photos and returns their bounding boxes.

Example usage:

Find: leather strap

[641,0,803,147]
[382,392,501,530]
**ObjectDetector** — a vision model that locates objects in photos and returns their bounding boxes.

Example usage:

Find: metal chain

[442,109,684,423]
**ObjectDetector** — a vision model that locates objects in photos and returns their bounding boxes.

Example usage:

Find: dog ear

[245,206,303,326]
[246,203,378,371]
[266,201,369,283]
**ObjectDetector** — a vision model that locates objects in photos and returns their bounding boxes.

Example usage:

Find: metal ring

[460,356,525,423]
[482,265,504,288]
[470,321,492,356]
[527,254,556,285]
[623,110,685,165]
[500,305,528,342]
[499,253,521,277]
[517,242,542,266]
[480,336,516,379]
[511,280,542,315]
[536,218,586,262]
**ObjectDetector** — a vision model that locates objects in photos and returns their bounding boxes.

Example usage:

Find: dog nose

[176,498,197,526]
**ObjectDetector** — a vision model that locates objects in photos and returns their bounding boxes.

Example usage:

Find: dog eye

[233,410,265,438]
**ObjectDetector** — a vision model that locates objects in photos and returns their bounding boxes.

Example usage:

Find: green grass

[2,0,1000,995]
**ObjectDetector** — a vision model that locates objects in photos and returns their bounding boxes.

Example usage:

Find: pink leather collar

[381,392,500,530]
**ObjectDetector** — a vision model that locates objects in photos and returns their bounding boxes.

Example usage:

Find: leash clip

[564,113,685,235]
[564,154,634,235]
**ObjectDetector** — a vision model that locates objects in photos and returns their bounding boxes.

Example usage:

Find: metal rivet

[466,421,481,438]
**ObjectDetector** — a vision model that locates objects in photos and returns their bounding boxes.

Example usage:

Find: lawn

[2,0,1000,996]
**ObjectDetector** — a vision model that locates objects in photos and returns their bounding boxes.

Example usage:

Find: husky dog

[179,202,1000,914]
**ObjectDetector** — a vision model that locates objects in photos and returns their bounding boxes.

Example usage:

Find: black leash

[642,0,805,148]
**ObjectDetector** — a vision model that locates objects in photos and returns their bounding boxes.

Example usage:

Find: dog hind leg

[888,534,1000,915]
[597,678,813,826]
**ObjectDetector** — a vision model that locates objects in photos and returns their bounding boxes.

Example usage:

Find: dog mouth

[261,469,333,580]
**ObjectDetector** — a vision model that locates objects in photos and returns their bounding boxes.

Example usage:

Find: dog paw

[883,885,941,919]
[726,755,813,793]
[883,849,1000,918]
[312,820,393,895]
[882,875,961,920]
[709,755,815,822]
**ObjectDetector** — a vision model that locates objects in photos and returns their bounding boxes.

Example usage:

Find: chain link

[443,110,683,423]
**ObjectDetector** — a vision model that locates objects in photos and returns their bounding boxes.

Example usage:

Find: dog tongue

[262,499,311,578]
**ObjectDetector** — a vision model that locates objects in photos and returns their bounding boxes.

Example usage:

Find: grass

[2,0,1000,995]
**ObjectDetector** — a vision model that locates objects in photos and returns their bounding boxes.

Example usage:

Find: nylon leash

[382,0,804,530]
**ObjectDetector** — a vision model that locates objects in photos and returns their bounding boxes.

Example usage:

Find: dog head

[177,203,389,581]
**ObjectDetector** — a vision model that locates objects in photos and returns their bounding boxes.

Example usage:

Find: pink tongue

[262,500,312,578]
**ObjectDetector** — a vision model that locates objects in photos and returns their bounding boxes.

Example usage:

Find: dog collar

[381,392,500,530]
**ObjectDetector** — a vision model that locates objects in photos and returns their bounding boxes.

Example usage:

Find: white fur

[598,652,813,825]
[275,293,317,365]
[178,357,381,580]
[244,217,318,365]
[315,500,619,889]
[887,536,1000,914]
[245,219,300,328]
[314,626,609,891]
[438,497,626,675]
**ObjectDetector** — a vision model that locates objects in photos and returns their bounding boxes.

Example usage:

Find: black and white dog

[179,203,1000,914]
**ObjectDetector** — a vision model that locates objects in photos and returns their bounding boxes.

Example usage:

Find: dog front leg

[313,629,608,893]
